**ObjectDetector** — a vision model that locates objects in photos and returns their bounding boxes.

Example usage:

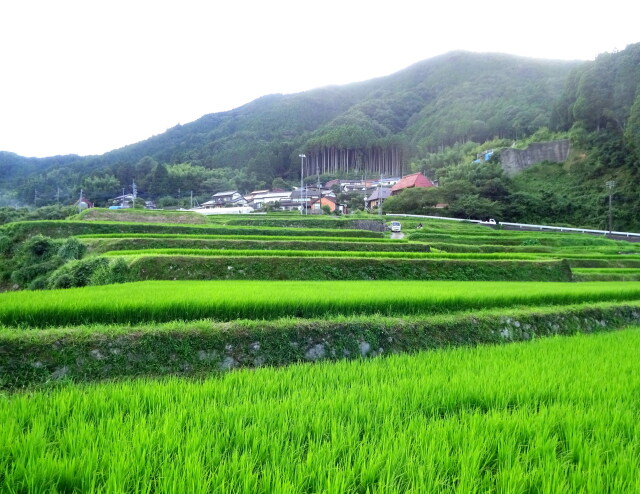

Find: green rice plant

[572,268,640,282]
[3,300,639,388]
[429,242,555,253]
[567,258,640,268]
[222,217,385,231]
[123,256,570,284]
[573,268,640,274]
[82,237,419,255]
[1,220,384,241]
[76,233,396,243]
[73,207,209,224]
[1,280,640,327]
[2,328,640,492]
[539,254,640,263]
[409,232,628,248]
[101,248,541,260]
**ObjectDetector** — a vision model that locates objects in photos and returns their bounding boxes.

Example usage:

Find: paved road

[390,232,405,240]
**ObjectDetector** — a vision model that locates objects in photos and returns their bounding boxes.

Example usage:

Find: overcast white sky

[1,0,638,158]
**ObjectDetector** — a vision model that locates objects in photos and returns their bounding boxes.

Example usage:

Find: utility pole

[606,180,616,235]
[299,154,306,215]
[378,173,383,218]
[190,190,193,209]
[132,179,137,208]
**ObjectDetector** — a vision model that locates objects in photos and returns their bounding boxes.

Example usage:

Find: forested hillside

[1,44,639,229]
[515,43,640,229]
[0,51,576,202]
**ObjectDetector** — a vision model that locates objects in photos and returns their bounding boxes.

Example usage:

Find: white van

[390,221,402,232]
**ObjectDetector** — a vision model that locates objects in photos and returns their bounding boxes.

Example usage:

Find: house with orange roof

[390,172,435,196]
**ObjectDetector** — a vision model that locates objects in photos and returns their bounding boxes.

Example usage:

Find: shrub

[0,234,11,255]
[47,257,110,289]
[57,237,86,261]
[19,235,57,262]
[521,238,541,246]
[10,258,64,287]
[89,258,131,286]
[26,276,49,291]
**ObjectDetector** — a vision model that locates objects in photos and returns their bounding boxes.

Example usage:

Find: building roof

[252,191,292,200]
[365,187,392,202]
[310,196,336,205]
[324,179,341,188]
[212,190,240,197]
[290,189,320,200]
[390,173,435,192]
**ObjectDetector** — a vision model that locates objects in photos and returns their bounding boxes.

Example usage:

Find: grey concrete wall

[500,139,571,175]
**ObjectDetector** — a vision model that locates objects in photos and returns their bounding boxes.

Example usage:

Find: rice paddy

[102,248,543,260]
[3,211,640,491]
[2,328,639,492]
[2,280,640,327]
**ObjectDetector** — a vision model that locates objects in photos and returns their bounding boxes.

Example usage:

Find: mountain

[1,44,640,230]
[0,51,578,196]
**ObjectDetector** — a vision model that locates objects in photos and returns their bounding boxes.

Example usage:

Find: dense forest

[1,44,639,229]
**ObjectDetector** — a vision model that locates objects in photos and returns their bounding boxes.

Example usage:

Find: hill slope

[0,51,578,201]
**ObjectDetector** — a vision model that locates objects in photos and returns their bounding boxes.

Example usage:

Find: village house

[390,172,435,196]
[376,177,401,188]
[324,179,380,193]
[364,187,392,210]
[309,196,337,214]
[243,189,270,203]
[250,190,292,209]
[109,194,136,209]
[290,189,321,208]
[201,190,247,208]
[275,199,307,212]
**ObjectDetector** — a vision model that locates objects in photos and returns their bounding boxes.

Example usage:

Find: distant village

[90,172,437,215]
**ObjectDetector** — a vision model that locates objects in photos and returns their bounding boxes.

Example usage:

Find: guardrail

[386,214,640,238]
[499,222,640,238]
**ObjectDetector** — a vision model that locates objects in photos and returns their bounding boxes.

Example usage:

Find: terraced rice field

[2,328,640,492]
[2,280,640,327]
[2,211,640,491]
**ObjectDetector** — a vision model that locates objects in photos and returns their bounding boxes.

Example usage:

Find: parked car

[390,221,402,232]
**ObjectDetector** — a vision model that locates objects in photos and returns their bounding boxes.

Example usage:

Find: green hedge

[2,302,638,389]
[567,258,640,268]
[1,221,383,240]
[74,208,209,224]
[85,237,430,254]
[572,269,640,281]
[126,256,572,282]
[223,218,385,231]
[430,243,554,253]
[77,233,396,242]
[409,232,624,247]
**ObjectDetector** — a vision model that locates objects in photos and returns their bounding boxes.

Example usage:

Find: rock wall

[3,303,639,388]
[500,139,571,175]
